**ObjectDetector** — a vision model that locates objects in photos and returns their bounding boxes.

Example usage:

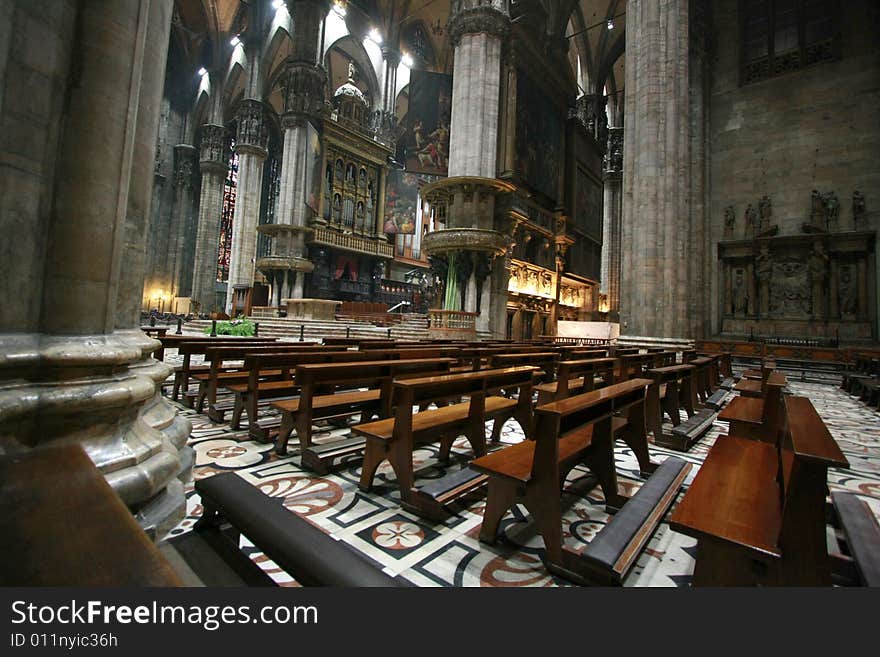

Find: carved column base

[0,330,191,538]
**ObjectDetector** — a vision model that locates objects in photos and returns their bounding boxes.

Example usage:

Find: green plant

[204,316,256,337]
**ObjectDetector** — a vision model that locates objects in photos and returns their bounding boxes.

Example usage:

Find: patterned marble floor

[163,357,880,587]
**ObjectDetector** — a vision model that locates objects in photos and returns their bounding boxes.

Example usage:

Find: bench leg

[581,418,626,512]
[664,383,682,426]
[358,440,389,492]
[275,413,296,456]
[294,413,313,451]
[437,435,455,464]
[230,396,245,430]
[619,405,656,476]
[479,479,519,545]
[523,483,564,565]
[172,372,183,401]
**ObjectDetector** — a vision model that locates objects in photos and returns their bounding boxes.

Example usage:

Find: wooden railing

[428,309,478,332]
[312,226,394,258]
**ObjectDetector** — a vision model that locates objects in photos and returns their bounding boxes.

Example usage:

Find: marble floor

[164,360,880,587]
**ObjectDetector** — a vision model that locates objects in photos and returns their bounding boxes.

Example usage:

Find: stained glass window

[217,131,238,282]
[258,147,281,259]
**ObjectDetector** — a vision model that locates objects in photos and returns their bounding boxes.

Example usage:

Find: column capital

[281,61,328,123]
[235,98,269,156]
[199,124,228,174]
[448,0,510,48]
[381,47,401,67]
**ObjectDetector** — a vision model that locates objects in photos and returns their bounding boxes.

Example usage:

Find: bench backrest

[178,338,278,357]
[203,343,326,366]
[392,365,538,408]
[555,358,617,399]
[488,352,559,379]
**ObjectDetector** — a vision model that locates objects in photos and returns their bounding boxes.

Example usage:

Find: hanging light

[607,19,614,30]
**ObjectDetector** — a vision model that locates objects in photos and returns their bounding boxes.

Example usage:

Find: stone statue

[758,195,773,235]
[808,240,829,317]
[805,189,826,233]
[839,265,857,316]
[823,192,840,231]
[744,204,757,239]
[723,206,735,239]
[755,243,772,316]
[853,191,866,229]
[732,268,749,316]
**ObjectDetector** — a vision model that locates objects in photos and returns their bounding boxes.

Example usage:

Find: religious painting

[304,122,323,214]
[403,71,452,176]
[515,69,564,202]
[384,169,438,235]
[574,164,603,242]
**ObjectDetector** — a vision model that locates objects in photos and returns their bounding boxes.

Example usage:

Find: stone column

[619,0,707,338]
[169,144,197,298]
[0,0,189,536]
[448,0,508,178]
[601,126,623,320]
[225,98,268,314]
[258,0,328,302]
[191,123,227,313]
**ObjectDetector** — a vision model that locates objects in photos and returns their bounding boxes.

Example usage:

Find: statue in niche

[805,190,826,233]
[839,265,858,317]
[853,191,867,230]
[732,268,749,316]
[757,195,777,237]
[755,244,772,316]
[723,206,736,239]
[744,204,757,239]
[771,260,810,316]
[808,240,829,318]
[823,192,840,232]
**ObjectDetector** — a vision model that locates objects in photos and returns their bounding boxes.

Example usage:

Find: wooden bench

[195,472,410,587]
[534,358,617,405]
[0,445,181,586]
[471,379,689,585]
[488,352,559,382]
[271,358,457,455]
[173,338,278,401]
[348,366,539,519]
[688,356,716,403]
[670,395,848,586]
[829,492,880,587]
[718,375,786,443]
[644,364,697,446]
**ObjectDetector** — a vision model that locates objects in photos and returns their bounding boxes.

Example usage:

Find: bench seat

[273,389,380,414]
[658,408,716,451]
[195,472,410,587]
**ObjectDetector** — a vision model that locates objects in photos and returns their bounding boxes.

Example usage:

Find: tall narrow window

[741,0,836,84]
[217,131,238,283]
[258,149,281,259]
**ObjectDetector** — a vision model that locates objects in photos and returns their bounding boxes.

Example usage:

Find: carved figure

[723,206,735,239]
[732,268,749,316]
[744,204,757,238]
[808,240,829,317]
[839,265,857,316]
[823,192,840,231]
[755,244,772,316]
[758,195,772,234]
[853,191,866,229]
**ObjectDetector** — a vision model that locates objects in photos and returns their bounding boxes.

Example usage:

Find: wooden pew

[644,363,713,451]
[195,473,411,587]
[0,445,181,586]
[669,396,848,586]
[173,337,278,401]
[471,379,690,584]
[614,353,656,383]
[488,352,559,382]
[349,366,538,519]
[193,343,326,413]
[534,358,617,405]
[718,374,786,443]
[829,492,880,587]
[271,358,457,455]
[227,347,466,439]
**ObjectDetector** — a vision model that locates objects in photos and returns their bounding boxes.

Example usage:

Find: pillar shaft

[191,124,227,312]
[169,144,197,298]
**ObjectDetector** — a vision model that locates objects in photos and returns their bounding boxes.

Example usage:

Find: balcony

[311,226,394,259]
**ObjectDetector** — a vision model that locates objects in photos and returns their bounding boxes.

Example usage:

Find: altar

[283,298,342,321]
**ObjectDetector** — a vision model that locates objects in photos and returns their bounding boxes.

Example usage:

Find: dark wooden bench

[349,366,539,519]
[670,395,849,586]
[195,472,410,587]
[0,445,181,586]
[488,352,559,382]
[173,337,278,401]
[704,387,733,411]
[271,358,456,455]
[471,379,689,585]
[718,374,786,443]
[534,358,617,405]
[644,364,697,446]
[829,491,880,587]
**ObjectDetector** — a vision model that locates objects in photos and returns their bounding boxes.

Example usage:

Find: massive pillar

[257,0,328,302]
[191,121,227,313]
[620,0,707,339]
[169,143,198,298]
[423,0,511,338]
[0,0,190,536]
[601,126,623,320]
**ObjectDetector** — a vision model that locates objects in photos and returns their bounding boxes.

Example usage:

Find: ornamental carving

[173,144,198,190]
[423,228,509,257]
[282,63,328,122]
[236,99,269,152]
[604,127,623,174]
[448,0,510,48]
[199,124,227,172]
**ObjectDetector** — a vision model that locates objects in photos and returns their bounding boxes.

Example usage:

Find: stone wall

[708,0,880,336]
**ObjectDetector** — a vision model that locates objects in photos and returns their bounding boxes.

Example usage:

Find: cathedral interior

[0,0,879,593]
